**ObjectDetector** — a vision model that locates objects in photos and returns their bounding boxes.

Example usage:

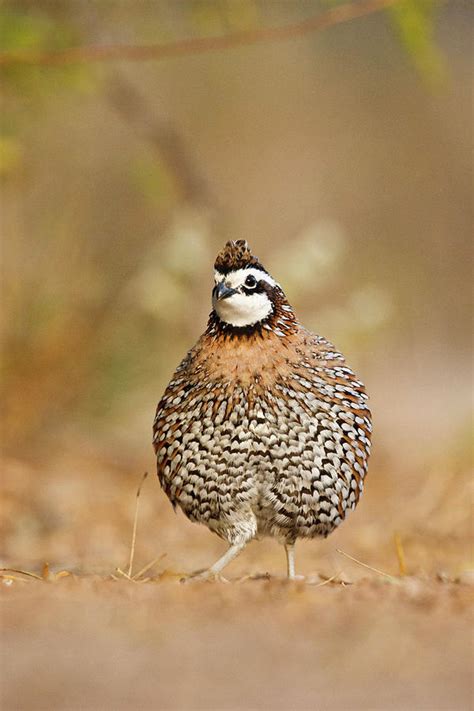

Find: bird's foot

[287,574,306,582]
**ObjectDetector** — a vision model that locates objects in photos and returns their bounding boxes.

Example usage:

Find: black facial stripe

[241,280,273,296]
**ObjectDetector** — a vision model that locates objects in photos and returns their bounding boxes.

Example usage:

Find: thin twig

[127,472,148,578]
[336,549,396,580]
[0,0,400,67]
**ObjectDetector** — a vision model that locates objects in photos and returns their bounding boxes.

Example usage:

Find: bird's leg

[285,542,296,580]
[190,541,248,581]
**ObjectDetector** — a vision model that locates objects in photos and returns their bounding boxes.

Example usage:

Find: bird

[153,240,371,579]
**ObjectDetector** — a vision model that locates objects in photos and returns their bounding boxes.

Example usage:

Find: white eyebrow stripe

[214,268,276,288]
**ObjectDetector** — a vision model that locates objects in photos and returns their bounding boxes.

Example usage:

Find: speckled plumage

[153,241,371,577]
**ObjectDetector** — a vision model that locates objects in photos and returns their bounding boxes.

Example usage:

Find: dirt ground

[1,573,473,711]
[1,447,473,711]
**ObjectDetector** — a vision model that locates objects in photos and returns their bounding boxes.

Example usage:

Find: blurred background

[1,3,473,710]
[1,0,472,577]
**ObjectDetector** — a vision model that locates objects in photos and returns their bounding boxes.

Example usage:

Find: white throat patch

[213,268,275,328]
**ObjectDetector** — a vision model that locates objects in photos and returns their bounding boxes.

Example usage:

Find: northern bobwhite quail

[153,240,371,579]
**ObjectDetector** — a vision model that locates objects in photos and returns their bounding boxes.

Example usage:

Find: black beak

[214,282,237,301]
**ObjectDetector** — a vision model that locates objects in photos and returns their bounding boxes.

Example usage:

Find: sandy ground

[1,450,473,711]
[1,574,473,711]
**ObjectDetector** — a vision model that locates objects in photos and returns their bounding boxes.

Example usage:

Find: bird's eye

[244,274,257,288]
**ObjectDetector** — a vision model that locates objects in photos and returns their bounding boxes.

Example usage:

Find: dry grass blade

[311,573,342,588]
[132,554,167,581]
[336,549,396,580]
[1,575,30,583]
[394,533,407,575]
[0,568,44,581]
[1,566,71,583]
[127,472,148,578]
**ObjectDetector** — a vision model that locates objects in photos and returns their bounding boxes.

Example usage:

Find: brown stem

[0,0,399,67]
